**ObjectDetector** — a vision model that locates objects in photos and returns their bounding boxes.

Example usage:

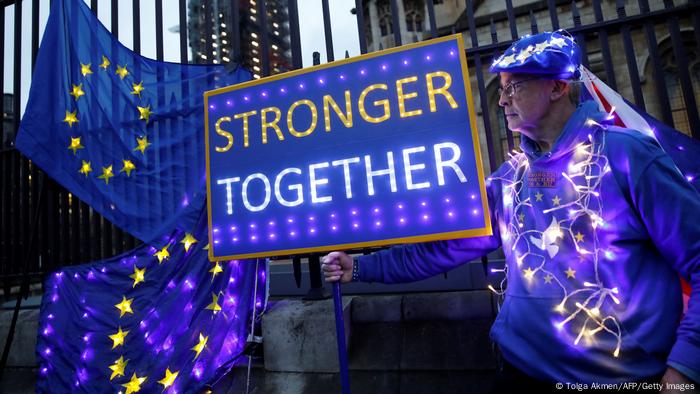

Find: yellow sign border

[204,34,492,261]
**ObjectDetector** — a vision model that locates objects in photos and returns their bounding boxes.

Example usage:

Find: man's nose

[498,92,509,107]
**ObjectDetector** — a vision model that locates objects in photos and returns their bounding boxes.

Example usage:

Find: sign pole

[332,281,351,394]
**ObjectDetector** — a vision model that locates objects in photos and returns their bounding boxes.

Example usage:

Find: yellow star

[517,212,525,223]
[137,105,152,123]
[108,355,128,381]
[575,231,585,243]
[109,326,129,349]
[63,110,79,127]
[180,233,198,252]
[121,372,147,394]
[203,243,210,251]
[80,62,92,77]
[523,267,535,280]
[68,137,84,155]
[499,53,517,67]
[120,159,136,176]
[205,293,222,313]
[115,65,129,80]
[131,81,145,98]
[129,266,146,288]
[98,165,114,185]
[154,245,170,263]
[99,55,110,70]
[158,368,179,390]
[69,83,85,101]
[191,333,208,359]
[549,36,567,48]
[534,41,549,53]
[565,267,576,279]
[115,295,134,317]
[133,136,151,155]
[209,262,224,279]
[552,195,561,206]
[535,192,543,202]
[78,160,92,177]
[544,274,553,284]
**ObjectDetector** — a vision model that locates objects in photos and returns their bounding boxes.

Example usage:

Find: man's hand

[321,251,354,283]
[660,366,698,393]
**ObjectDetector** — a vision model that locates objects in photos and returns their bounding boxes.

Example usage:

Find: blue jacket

[357,101,700,384]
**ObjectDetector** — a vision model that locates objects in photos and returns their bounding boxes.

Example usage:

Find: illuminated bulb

[555,303,566,313]
[583,282,596,287]
[487,285,497,293]
[590,307,600,316]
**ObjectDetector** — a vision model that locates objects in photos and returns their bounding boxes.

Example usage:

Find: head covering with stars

[489,31,581,80]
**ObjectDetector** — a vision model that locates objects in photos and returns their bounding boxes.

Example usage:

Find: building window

[657,34,700,137]
[380,17,392,36]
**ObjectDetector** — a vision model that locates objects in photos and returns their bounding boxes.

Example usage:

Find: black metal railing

[1,0,699,296]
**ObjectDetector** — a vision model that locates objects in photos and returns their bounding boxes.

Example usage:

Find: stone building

[360,0,700,173]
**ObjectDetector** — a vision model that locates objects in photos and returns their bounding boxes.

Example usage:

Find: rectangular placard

[204,34,491,261]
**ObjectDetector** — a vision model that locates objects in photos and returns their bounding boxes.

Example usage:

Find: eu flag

[17,0,265,392]
[16,0,251,243]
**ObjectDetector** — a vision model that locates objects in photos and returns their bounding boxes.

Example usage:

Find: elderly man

[321,32,700,392]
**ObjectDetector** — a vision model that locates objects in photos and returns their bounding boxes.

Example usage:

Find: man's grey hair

[567,80,581,106]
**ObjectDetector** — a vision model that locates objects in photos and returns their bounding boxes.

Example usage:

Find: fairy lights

[488,123,623,358]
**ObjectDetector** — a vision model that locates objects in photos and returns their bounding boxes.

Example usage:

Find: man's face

[498,72,554,139]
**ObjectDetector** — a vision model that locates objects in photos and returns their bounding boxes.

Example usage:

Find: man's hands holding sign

[321,252,354,284]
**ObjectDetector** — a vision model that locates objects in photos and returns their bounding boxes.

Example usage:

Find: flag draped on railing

[16,0,265,392]
[16,0,251,243]
[35,211,267,393]
[580,66,698,300]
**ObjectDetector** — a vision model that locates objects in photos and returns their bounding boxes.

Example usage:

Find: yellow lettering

[358,84,390,123]
[287,99,318,137]
[396,76,423,118]
[323,91,353,132]
[426,71,458,112]
[215,116,233,152]
[234,110,257,148]
[260,107,285,144]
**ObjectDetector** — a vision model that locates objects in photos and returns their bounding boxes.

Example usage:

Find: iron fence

[0,0,699,296]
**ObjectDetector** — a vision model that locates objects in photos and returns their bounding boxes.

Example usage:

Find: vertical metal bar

[321,0,334,62]
[467,1,498,171]
[13,0,21,135]
[60,188,69,264]
[133,0,141,54]
[353,0,368,54]
[230,0,241,63]
[389,0,402,46]
[91,0,97,15]
[155,0,164,61]
[668,15,700,137]
[80,200,90,261]
[638,0,672,125]
[616,0,645,109]
[71,193,80,262]
[592,0,617,90]
[45,180,58,270]
[111,0,118,38]
[505,0,518,40]
[31,0,38,67]
[0,6,4,149]
[529,10,538,34]
[547,0,559,30]
[571,1,589,69]
[288,0,303,67]
[257,0,271,75]
[179,0,187,63]
[426,0,437,39]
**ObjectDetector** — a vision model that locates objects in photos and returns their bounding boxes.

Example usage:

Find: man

[321,32,700,392]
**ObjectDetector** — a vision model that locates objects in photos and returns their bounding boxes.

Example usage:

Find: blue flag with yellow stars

[35,208,268,393]
[15,0,251,243]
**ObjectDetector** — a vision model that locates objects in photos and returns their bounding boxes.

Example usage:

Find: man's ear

[550,80,568,101]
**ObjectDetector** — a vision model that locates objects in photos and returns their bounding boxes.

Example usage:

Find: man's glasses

[498,78,541,98]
